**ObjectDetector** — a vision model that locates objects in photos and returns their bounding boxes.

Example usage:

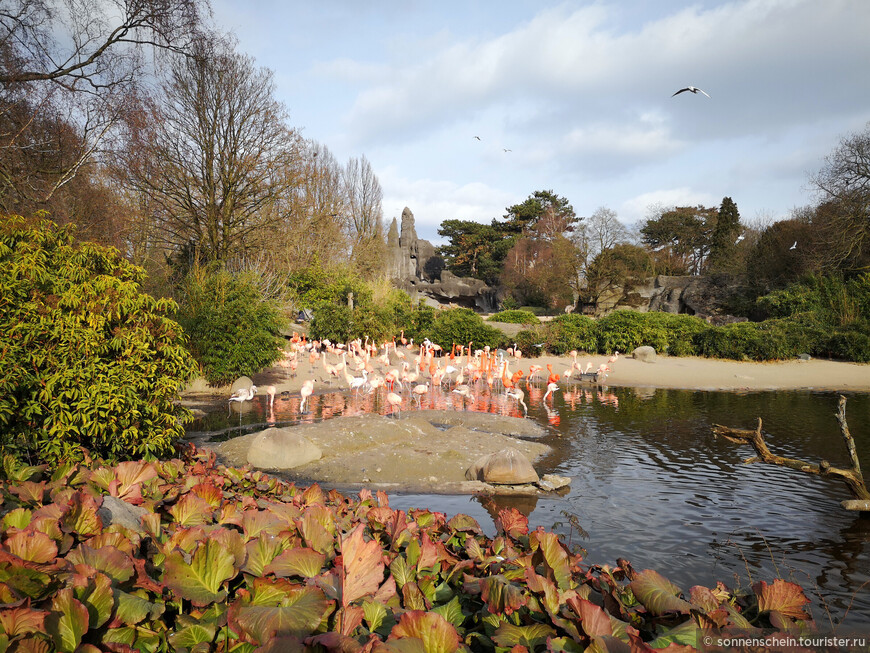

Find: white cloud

[619,188,720,224]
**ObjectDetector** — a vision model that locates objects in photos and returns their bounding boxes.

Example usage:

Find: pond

[187,385,870,630]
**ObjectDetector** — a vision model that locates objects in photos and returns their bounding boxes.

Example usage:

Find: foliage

[756,273,870,326]
[596,310,671,354]
[0,216,198,466]
[584,243,653,307]
[707,197,742,273]
[427,308,504,350]
[641,205,718,275]
[825,325,870,363]
[488,310,540,324]
[310,304,355,342]
[287,263,373,312]
[544,314,599,355]
[176,264,286,386]
[640,313,711,357]
[0,448,816,651]
[437,220,516,284]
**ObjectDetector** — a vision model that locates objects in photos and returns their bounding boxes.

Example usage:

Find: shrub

[488,309,540,324]
[427,308,504,350]
[177,265,286,386]
[0,216,198,466]
[825,325,870,362]
[545,313,598,355]
[642,312,711,356]
[310,303,354,342]
[514,326,548,357]
[596,310,670,354]
[286,263,372,310]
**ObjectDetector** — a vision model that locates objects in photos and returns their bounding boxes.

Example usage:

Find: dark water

[188,384,870,630]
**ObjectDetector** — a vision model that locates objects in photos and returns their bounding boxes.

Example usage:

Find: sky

[212,0,870,243]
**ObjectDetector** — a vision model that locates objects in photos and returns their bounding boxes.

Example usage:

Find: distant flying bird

[789,241,797,250]
[503,148,511,152]
[735,233,745,245]
[672,86,711,98]
[473,136,481,140]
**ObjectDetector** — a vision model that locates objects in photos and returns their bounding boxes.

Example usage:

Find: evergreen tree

[708,197,742,273]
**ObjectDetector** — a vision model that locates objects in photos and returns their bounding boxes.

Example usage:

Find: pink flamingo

[300,380,314,413]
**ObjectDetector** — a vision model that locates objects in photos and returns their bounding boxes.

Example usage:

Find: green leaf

[362,598,388,633]
[169,493,214,526]
[1,508,32,530]
[492,622,555,648]
[164,538,237,606]
[533,531,572,590]
[76,573,114,629]
[299,510,334,555]
[115,590,165,625]
[168,621,218,650]
[629,569,692,616]
[231,586,331,644]
[389,611,461,653]
[390,556,414,589]
[45,588,89,652]
[648,620,701,648]
[431,595,465,628]
[479,575,527,615]
[265,547,326,579]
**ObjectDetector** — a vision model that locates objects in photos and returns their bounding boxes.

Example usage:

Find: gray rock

[797,353,812,361]
[230,376,254,394]
[97,495,150,533]
[633,346,657,363]
[537,474,571,491]
[466,447,539,485]
[247,427,323,469]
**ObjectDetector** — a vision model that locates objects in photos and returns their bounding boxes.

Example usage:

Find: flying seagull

[503,148,512,152]
[473,136,481,140]
[672,86,711,98]
[789,241,797,250]
[735,233,745,245]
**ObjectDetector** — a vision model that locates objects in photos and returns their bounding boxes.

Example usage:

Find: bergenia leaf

[567,597,612,637]
[168,621,217,650]
[4,530,58,563]
[388,611,461,653]
[75,573,114,629]
[447,514,482,533]
[242,510,287,539]
[533,531,572,590]
[265,547,326,579]
[299,511,334,555]
[114,590,165,625]
[231,586,331,644]
[496,508,529,539]
[492,622,555,648]
[168,493,213,527]
[431,595,465,629]
[2,507,32,530]
[362,598,388,633]
[341,524,385,607]
[163,539,237,606]
[66,544,134,584]
[629,569,692,616]
[60,491,102,537]
[754,579,811,620]
[244,534,286,576]
[45,588,89,652]
[0,606,47,637]
[479,575,527,615]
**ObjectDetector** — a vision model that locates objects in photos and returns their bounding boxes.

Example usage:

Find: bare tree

[117,37,301,263]
[586,206,629,259]
[0,0,208,212]
[342,154,385,276]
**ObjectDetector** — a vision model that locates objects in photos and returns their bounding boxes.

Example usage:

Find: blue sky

[213,0,870,242]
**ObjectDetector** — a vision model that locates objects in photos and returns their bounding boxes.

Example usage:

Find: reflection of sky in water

[190,386,870,630]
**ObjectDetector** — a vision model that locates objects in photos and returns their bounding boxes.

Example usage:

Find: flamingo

[608,351,620,364]
[412,382,430,406]
[386,392,403,417]
[452,384,473,409]
[228,385,257,415]
[506,387,527,417]
[263,385,276,408]
[543,382,560,402]
[299,380,314,413]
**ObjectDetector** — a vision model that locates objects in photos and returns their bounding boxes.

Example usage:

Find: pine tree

[708,197,742,273]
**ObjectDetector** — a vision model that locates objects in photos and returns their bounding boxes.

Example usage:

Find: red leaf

[0,605,47,637]
[496,508,529,539]
[4,530,58,563]
[341,524,385,606]
[754,579,811,620]
[567,597,613,637]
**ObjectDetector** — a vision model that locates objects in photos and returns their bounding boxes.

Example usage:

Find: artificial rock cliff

[386,207,499,312]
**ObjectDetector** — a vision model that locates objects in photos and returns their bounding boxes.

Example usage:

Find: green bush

[310,303,354,342]
[642,312,711,356]
[825,325,870,362]
[177,265,286,386]
[596,310,670,354]
[545,313,598,355]
[513,327,548,357]
[427,308,504,350]
[286,263,372,310]
[488,309,541,324]
[0,216,198,466]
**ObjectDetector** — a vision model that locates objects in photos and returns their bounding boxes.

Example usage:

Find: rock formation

[386,207,499,311]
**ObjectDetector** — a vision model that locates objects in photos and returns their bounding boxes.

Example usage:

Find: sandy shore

[182,351,870,400]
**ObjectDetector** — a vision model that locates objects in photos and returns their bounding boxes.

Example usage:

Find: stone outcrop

[247,427,322,469]
[465,448,540,485]
[386,207,498,311]
[632,346,657,363]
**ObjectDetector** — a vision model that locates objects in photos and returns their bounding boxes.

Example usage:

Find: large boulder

[247,427,322,469]
[466,447,539,485]
[633,346,657,363]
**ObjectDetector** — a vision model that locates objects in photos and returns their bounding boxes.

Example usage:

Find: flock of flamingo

[228,331,620,423]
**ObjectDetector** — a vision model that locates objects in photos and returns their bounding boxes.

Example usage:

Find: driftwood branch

[712,395,869,502]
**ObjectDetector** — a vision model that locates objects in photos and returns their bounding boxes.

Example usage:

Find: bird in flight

[503,148,511,152]
[789,241,797,250]
[735,233,745,245]
[473,136,481,140]
[672,86,711,98]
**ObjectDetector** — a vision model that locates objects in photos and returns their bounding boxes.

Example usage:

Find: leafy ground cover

[0,448,815,652]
